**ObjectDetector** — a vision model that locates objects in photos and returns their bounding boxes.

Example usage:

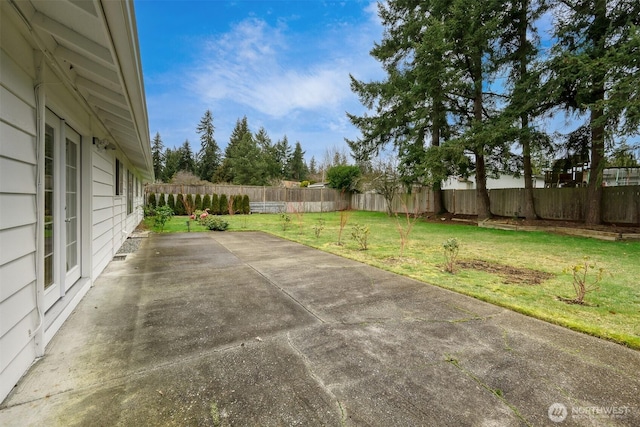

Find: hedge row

[146,193,250,215]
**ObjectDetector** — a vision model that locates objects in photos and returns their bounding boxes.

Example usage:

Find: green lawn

[144,211,640,349]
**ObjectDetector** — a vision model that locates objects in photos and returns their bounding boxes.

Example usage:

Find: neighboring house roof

[7,0,153,181]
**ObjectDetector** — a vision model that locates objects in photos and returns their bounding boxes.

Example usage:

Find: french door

[44,110,81,311]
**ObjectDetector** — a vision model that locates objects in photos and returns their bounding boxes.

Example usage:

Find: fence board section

[532,187,587,221]
[602,186,640,224]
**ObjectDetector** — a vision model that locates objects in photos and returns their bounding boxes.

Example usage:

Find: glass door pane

[65,126,81,285]
[44,124,55,289]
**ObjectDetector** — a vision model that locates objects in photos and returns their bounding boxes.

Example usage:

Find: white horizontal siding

[0,253,36,301]
[91,150,115,278]
[0,41,38,403]
[0,121,36,163]
[0,194,36,229]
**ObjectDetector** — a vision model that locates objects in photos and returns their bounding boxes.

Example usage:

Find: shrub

[211,194,220,215]
[219,194,228,215]
[242,195,250,214]
[442,238,460,273]
[194,194,202,211]
[300,180,310,188]
[327,165,361,192]
[280,213,291,231]
[313,219,325,238]
[201,216,229,231]
[167,194,175,211]
[202,194,211,211]
[147,192,157,208]
[232,194,242,214]
[176,194,186,215]
[185,193,194,215]
[351,223,370,250]
[157,193,166,207]
[154,205,174,232]
[562,257,605,304]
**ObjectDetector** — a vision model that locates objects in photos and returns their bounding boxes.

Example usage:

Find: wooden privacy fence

[145,184,349,213]
[145,184,640,224]
[352,186,640,224]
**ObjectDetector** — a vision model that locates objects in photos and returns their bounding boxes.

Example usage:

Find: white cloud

[188,12,381,119]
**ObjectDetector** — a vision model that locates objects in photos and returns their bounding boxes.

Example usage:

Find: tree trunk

[518,0,537,220]
[433,183,444,214]
[585,107,605,225]
[473,52,491,220]
[585,0,607,226]
[475,152,491,220]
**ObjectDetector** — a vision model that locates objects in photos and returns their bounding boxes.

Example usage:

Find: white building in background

[442,174,545,190]
[1,0,153,402]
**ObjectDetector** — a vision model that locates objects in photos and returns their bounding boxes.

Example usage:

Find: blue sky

[135,0,384,164]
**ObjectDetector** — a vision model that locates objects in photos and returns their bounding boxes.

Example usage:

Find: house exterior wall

[0,8,146,402]
[442,174,546,190]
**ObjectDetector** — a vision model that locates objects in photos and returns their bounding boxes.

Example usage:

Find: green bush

[300,180,310,188]
[185,193,194,215]
[167,194,175,211]
[242,194,250,214]
[327,165,361,192]
[201,216,229,231]
[154,205,174,232]
[202,194,211,211]
[147,192,157,208]
[232,194,242,214]
[351,223,370,250]
[219,194,228,215]
[194,194,202,211]
[176,194,186,215]
[211,194,220,215]
[157,193,166,207]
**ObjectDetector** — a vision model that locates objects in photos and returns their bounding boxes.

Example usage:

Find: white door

[43,110,82,311]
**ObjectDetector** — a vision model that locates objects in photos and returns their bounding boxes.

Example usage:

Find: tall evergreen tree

[177,140,196,174]
[151,132,164,181]
[289,142,308,181]
[275,135,293,178]
[213,116,251,183]
[196,110,221,182]
[162,148,180,182]
[255,127,280,181]
[544,0,640,224]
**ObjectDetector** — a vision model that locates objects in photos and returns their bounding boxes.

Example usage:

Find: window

[127,170,133,214]
[115,159,124,195]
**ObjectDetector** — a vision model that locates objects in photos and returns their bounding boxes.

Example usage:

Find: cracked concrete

[1,231,639,426]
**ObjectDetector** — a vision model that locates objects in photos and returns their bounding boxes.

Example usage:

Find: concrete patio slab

[1,231,638,426]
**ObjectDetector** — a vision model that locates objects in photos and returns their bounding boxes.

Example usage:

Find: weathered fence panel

[444,189,477,215]
[602,186,640,224]
[532,187,587,221]
[351,187,435,214]
[490,188,525,217]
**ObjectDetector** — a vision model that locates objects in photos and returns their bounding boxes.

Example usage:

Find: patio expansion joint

[244,262,327,324]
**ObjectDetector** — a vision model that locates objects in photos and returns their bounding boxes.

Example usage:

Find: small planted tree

[202,194,211,211]
[211,194,220,215]
[442,238,460,273]
[313,219,325,239]
[561,257,605,305]
[167,193,175,212]
[232,194,242,214]
[184,193,194,215]
[219,194,228,215]
[157,193,166,207]
[194,194,202,211]
[147,192,157,208]
[154,205,174,232]
[395,194,419,257]
[337,209,351,245]
[351,224,370,250]
[176,194,186,215]
[242,194,250,214]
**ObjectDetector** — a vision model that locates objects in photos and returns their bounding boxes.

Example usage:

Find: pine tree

[177,140,196,174]
[162,148,180,182]
[151,132,164,181]
[255,127,280,181]
[167,193,175,212]
[289,142,308,181]
[275,135,293,179]
[211,194,220,215]
[219,194,228,215]
[158,193,166,207]
[202,194,211,211]
[213,116,251,183]
[194,194,202,211]
[196,110,221,182]
[543,0,640,224]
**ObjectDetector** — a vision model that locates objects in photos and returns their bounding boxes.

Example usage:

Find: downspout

[34,51,46,357]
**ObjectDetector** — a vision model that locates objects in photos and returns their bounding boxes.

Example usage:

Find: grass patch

[144,212,640,349]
